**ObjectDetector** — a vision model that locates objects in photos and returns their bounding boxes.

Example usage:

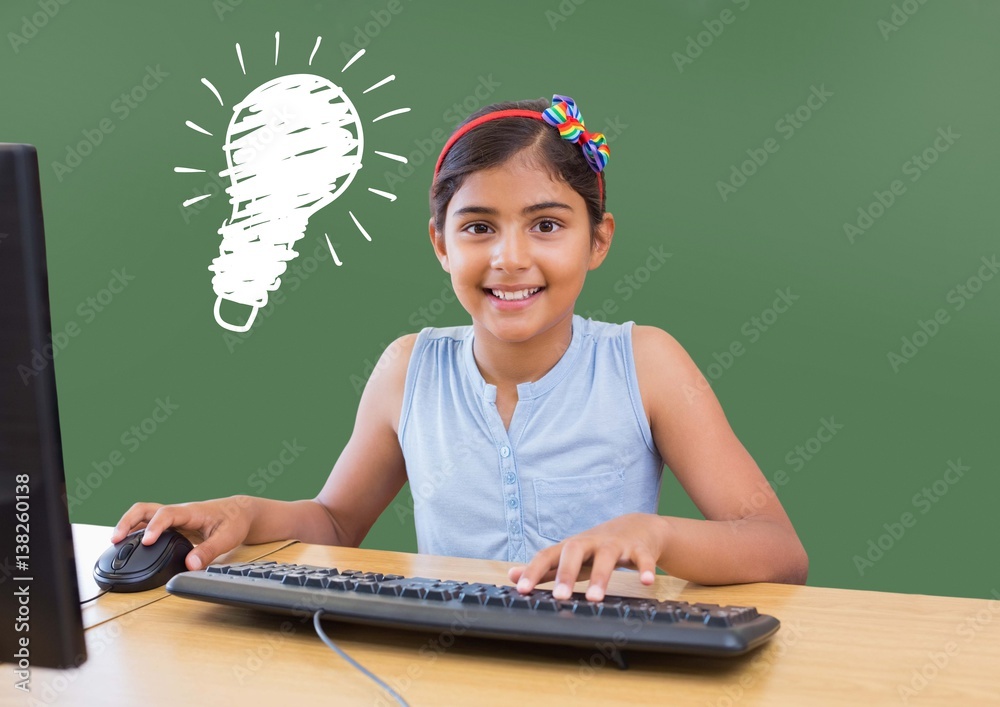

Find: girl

[114,94,808,603]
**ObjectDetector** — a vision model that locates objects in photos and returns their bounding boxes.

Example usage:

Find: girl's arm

[510,325,808,600]
[631,324,809,585]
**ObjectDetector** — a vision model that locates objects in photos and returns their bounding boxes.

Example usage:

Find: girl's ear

[588,212,616,271]
[428,217,450,272]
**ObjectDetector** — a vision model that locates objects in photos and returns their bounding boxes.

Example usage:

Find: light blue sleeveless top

[397,314,665,563]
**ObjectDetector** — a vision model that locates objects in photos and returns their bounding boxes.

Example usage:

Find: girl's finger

[631,545,659,585]
[584,544,622,602]
[110,502,162,543]
[513,546,561,594]
[140,505,195,545]
[552,541,589,600]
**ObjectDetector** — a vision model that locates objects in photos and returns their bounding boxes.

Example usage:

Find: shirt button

[510,522,521,535]
[505,472,515,484]
[508,497,518,508]
[500,446,510,458]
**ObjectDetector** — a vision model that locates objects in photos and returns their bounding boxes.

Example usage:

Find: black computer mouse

[94,528,194,592]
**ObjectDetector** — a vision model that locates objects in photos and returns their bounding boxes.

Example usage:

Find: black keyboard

[165,560,780,662]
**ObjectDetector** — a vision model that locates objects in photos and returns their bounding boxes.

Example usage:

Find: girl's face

[429,154,614,344]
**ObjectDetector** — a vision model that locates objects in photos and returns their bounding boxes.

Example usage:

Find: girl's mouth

[483,287,545,309]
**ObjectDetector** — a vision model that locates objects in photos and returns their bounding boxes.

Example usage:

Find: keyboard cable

[312,609,411,707]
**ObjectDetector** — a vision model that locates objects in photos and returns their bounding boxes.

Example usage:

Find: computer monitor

[1,143,87,670]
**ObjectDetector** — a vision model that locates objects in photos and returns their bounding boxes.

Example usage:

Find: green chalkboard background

[2,0,997,600]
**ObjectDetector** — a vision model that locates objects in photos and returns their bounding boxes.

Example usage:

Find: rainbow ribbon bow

[541,94,610,173]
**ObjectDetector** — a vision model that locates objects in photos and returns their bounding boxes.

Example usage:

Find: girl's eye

[466,223,492,235]
[534,220,561,233]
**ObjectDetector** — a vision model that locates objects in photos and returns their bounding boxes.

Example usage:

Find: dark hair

[430,97,607,246]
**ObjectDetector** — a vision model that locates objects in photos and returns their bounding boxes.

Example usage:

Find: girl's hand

[507,512,666,602]
[110,496,255,571]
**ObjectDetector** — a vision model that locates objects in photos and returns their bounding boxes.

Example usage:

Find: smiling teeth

[491,288,541,301]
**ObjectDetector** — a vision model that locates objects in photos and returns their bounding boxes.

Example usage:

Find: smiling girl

[114,94,808,603]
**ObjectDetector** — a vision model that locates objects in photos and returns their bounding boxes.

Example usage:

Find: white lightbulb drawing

[210,74,362,331]
[176,33,410,332]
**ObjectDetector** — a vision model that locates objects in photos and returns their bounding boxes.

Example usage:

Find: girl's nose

[491,231,531,271]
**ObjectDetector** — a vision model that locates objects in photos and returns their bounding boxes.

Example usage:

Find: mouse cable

[312,609,410,707]
[80,589,110,605]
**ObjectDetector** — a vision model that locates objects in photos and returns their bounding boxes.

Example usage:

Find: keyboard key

[307,567,339,576]
[649,608,678,623]
[706,609,734,627]
[729,606,759,623]
[682,607,707,623]
[597,603,624,618]
[461,584,488,593]
[326,578,357,591]
[484,594,512,608]
[304,574,329,588]
[424,588,462,601]
[281,572,308,586]
[633,604,659,621]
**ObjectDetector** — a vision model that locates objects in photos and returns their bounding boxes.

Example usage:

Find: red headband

[432,107,606,205]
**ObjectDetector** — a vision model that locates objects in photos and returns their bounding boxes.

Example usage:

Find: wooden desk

[12,525,1000,705]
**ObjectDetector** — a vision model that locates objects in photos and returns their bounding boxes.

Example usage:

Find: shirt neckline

[463,314,586,402]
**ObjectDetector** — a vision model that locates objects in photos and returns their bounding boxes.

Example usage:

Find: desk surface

[10,524,1000,706]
